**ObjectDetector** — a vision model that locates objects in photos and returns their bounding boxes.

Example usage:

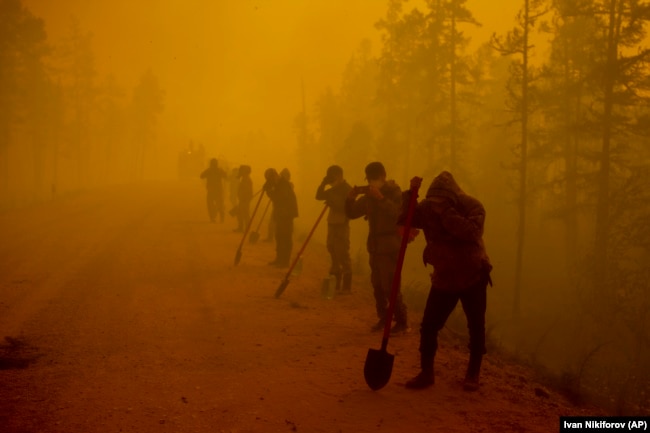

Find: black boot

[406,354,434,389]
[463,353,482,392]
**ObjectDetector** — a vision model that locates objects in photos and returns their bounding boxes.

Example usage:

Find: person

[200,158,227,223]
[345,162,409,333]
[401,171,492,391]
[235,165,253,232]
[316,165,353,294]
[229,167,240,214]
[264,168,298,268]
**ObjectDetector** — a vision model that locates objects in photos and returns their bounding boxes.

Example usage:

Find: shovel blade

[364,347,394,390]
[249,231,260,244]
[234,249,242,266]
[274,279,289,298]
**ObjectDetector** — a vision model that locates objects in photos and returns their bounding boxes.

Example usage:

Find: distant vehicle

[177,141,205,179]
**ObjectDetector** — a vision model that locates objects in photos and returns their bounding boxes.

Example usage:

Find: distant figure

[401,172,492,391]
[200,158,227,223]
[316,165,353,294]
[235,165,253,232]
[345,162,409,334]
[264,168,298,268]
[229,167,240,213]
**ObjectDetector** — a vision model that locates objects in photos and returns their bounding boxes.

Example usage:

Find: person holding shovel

[316,165,353,294]
[345,162,409,334]
[264,168,298,268]
[401,172,492,391]
[234,165,253,233]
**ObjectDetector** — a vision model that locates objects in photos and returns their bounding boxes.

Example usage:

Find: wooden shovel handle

[381,181,421,347]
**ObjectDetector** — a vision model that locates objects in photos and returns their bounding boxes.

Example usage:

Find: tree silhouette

[491,0,548,317]
[0,0,49,201]
[132,69,164,180]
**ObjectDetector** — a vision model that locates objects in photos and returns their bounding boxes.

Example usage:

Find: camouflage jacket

[345,180,402,255]
[316,181,352,225]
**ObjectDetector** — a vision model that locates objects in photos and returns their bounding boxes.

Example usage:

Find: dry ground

[0,181,601,433]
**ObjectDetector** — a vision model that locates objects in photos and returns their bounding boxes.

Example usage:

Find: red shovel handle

[381,180,421,348]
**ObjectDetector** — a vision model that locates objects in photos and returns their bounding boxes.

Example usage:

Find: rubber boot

[463,353,482,392]
[391,307,410,334]
[333,273,342,293]
[405,354,434,389]
[341,273,352,294]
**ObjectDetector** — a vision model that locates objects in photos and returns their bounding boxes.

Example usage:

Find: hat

[280,168,291,180]
[326,165,343,177]
[364,162,386,180]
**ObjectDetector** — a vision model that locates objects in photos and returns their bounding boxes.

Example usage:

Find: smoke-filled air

[1,0,649,431]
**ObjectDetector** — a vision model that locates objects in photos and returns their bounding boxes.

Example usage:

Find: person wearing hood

[316,165,353,294]
[264,168,298,268]
[345,162,409,334]
[234,165,253,233]
[401,171,492,392]
[200,158,227,223]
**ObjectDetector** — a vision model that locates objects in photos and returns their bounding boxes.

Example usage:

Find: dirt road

[0,181,598,432]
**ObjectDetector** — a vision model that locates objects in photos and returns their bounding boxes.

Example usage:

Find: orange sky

[24,0,519,164]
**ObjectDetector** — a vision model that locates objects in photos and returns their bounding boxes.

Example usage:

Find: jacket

[316,181,352,225]
[400,172,491,292]
[345,180,402,255]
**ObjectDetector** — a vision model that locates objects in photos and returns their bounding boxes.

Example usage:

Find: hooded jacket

[265,177,298,220]
[400,171,491,292]
[316,180,352,225]
[346,180,402,255]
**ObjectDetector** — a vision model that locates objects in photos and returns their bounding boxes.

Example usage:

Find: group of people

[200,159,492,392]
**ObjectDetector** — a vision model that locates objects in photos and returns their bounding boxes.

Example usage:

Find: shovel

[234,190,266,266]
[364,179,421,391]
[249,198,272,244]
[274,204,329,298]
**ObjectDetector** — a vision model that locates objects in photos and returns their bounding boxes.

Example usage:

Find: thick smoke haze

[3,0,649,419]
[24,0,516,165]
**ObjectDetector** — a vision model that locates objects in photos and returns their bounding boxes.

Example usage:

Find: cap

[364,162,386,180]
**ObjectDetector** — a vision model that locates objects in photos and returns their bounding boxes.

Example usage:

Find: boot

[333,273,342,293]
[390,322,411,334]
[406,354,434,389]
[391,309,409,334]
[370,318,386,332]
[340,273,352,294]
[463,353,482,392]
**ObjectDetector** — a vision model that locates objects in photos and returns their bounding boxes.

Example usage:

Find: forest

[1,0,649,415]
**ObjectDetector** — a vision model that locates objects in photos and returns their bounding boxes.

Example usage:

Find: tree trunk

[450,5,458,173]
[594,0,619,293]
[513,0,530,318]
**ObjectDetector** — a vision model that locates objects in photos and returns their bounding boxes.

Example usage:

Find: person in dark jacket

[264,168,298,268]
[345,162,409,333]
[235,165,253,232]
[229,167,240,215]
[401,172,492,391]
[200,158,227,223]
[316,165,353,294]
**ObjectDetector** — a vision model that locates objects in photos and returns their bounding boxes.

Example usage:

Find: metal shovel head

[364,347,394,390]
[249,231,260,244]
